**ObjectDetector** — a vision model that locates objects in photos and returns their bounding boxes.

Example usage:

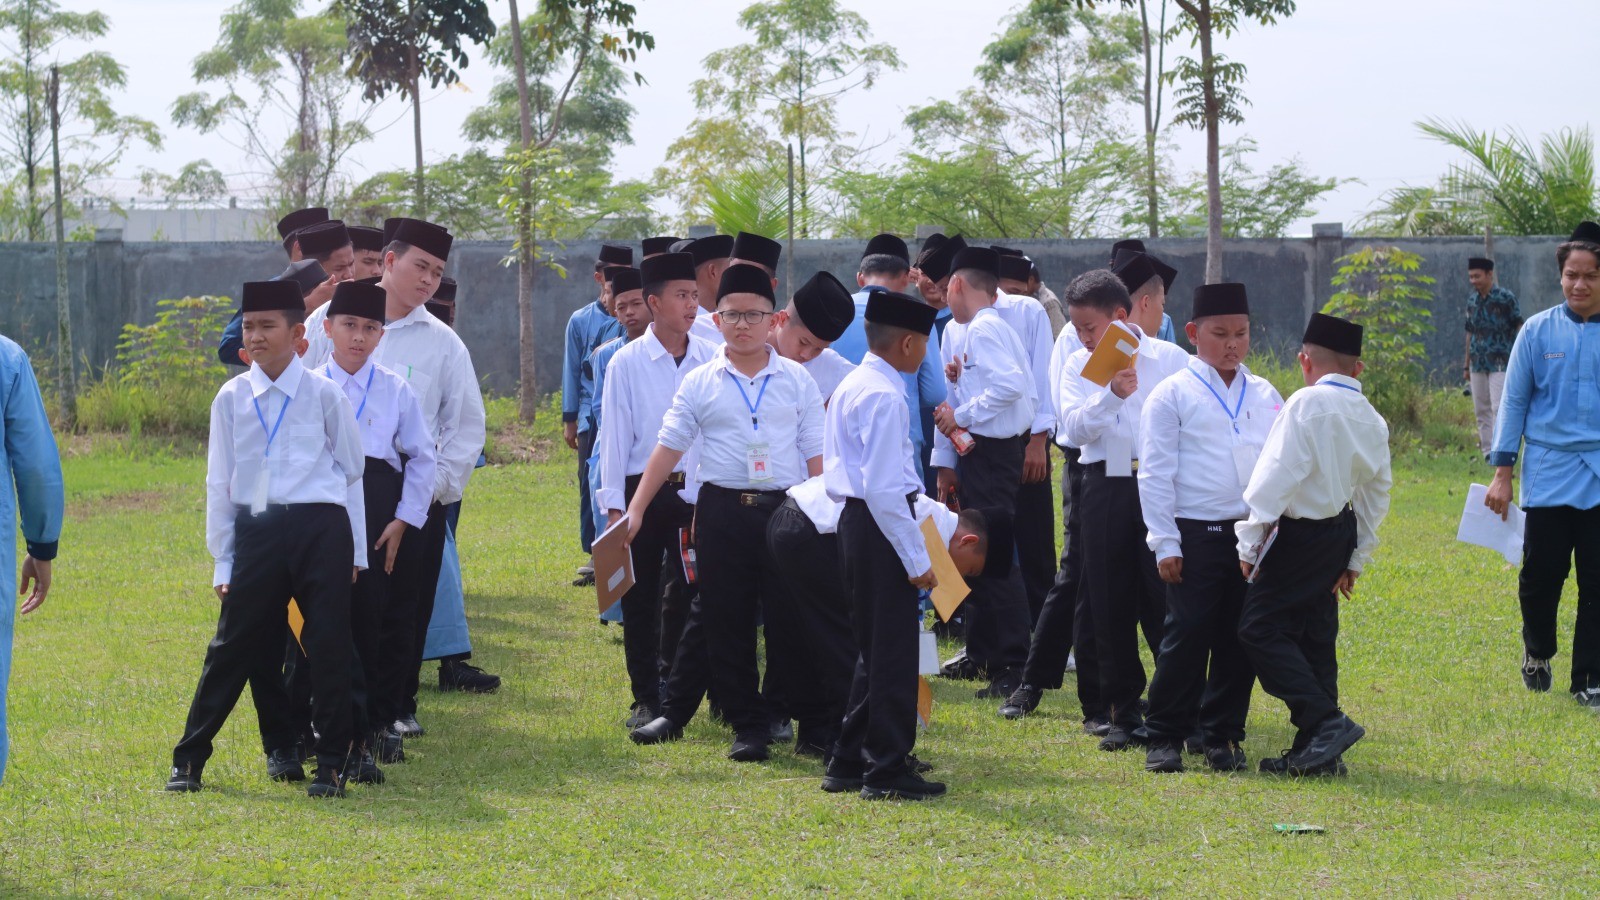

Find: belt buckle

[740,492,758,507]
[1131,459,1140,471]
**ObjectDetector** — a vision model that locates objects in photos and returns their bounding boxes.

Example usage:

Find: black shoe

[1286,714,1364,773]
[906,753,934,774]
[769,719,794,743]
[861,770,947,801]
[439,659,501,693]
[1144,742,1183,773]
[265,748,305,782]
[821,758,865,793]
[999,683,1043,719]
[624,702,656,729]
[729,736,770,762]
[307,765,346,798]
[347,748,385,785]
[940,649,981,681]
[1573,687,1600,709]
[794,738,829,759]
[1203,742,1247,772]
[1129,724,1152,747]
[629,717,683,745]
[1184,731,1205,755]
[165,764,203,793]
[377,729,405,764]
[1261,749,1347,777]
[393,715,425,738]
[1522,652,1552,692]
[1099,726,1136,751]
[573,568,596,587]
[975,669,1021,701]
[1082,716,1112,737]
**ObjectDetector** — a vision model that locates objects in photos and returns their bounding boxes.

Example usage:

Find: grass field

[1,437,1598,896]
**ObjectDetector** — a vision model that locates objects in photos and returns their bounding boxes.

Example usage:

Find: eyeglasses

[715,309,774,325]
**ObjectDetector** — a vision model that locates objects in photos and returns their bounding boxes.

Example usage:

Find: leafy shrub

[77,296,234,436]
[1320,245,1437,426]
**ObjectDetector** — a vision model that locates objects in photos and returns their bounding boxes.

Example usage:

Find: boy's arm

[1235,403,1314,563]
[325,389,367,570]
[393,381,436,529]
[560,311,583,424]
[596,353,634,514]
[206,390,237,587]
[1489,323,1535,467]
[1349,436,1393,573]
[916,328,947,410]
[1057,355,1124,449]
[861,393,932,577]
[433,344,487,505]
[951,324,1029,430]
[795,371,826,462]
[1137,385,1183,562]
[217,311,244,367]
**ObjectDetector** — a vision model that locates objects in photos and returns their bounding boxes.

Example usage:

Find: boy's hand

[936,467,959,504]
[1158,557,1182,584]
[563,421,578,450]
[1333,569,1359,600]
[374,518,407,574]
[1109,366,1139,399]
[1485,468,1514,520]
[932,403,957,435]
[352,567,359,584]
[19,556,50,614]
[1239,561,1254,581]
[1022,433,1048,483]
[305,273,338,310]
[944,357,962,383]
[214,583,230,602]
[909,568,937,591]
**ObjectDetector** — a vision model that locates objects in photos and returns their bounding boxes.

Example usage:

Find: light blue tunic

[561,299,623,433]
[0,336,65,784]
[1491,304,1600,509]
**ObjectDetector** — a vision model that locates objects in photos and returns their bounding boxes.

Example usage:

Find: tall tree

[690,0,901,236]
[0,0,160,240]
[338,0,496,217]
[1414,119,1596,236]
[1136,0,1171,236]
[172,0,371,218]
[1146,137,1343,238]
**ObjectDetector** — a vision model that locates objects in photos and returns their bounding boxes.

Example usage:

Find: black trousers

[1015,452,1058,626]
[577,424,596,554]
[955,432,1031,677]
[1079,466,1165,727]
[1145,519,1255,745]
[766,499,854,747]
[1238,509,1354,737]
[620,473,694,707]
[659,485,784,738]
[174,503,354,770]
[833,498,920,787]
[1022,447,1085,692]
[1519,505,1600,692]
[386,499,449,721]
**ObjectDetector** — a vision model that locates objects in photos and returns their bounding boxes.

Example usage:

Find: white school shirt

[788,474,959,541]
[1048,327,1086,445]
[801,347,856,405]
[690,306,725,345]
[206,354,367,586]
[595,324,719,512]
[305,302,486,506]
[823,353,931,576]
[1137,357,1284,561]
[319,359,438,530]
[931,306,1038,469]
[995,292,1056,435]
[1056,327,1190,465]
[658,345,824,491]
[1236,374,1393,573]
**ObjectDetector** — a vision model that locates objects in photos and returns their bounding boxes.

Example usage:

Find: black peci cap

[327,280,387,322]
[789,270,855,341]
[1303,312,1363,357]
[348,225,384,253]
[716,263,776,304]
[277,207,329,239]
[609,267,642,296]
[950,246,1000,278]
[640,252,697,287]
[274,259,327,296]
[433,275,456,303]
[919,235,969,283]
[1192,282,1249,319]
[1112,249,1158,295]
[425,299,456,327]
[242,280,305,313]
[865,290,937,334]
[686,234,735,267]
[1109,238,1146,265]
[732,232,783,271]
[1570,221,1600,244]
[387,218,452,262]
[997,254,1032,283]
[863,233,910,264]
[1148,253,1178,292]
[1468,257,1494,271]
[295,220,351,258]
[642,236,681,257]
[598,243,633,267]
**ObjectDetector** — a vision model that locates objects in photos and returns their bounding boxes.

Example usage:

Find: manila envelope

[287,599,306,653]
[1078,320,1140,387]
[916,677,933,728]
[592,516,636,614]
[920,517,971,622]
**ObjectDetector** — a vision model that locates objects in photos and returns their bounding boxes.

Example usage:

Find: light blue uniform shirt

[561,299,623,431]
[831,287,946,449]
[1492,304,1600,509]
[586,333,633,539]
[0,337,65,784]
[1158,312,1176,343]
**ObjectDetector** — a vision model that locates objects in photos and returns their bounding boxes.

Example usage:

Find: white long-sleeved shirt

[1056,326,1190,465]
[995,293,1056,435]
[1047,326,1086,447]
[931,306,1038,468]
[1138,357,1284,561]
[305,302,486,506]
[801,347,856,404]
[319,359,438,530]
[789,474,958,541]
[596,324,718,512]
[207,354,366,586]
[823,353,931,576]
[658,345,824,490]
[1235,373,1393,573]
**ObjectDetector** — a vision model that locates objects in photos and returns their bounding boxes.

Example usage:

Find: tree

[690,0,901,236]
[338,0,496,217]
[1136,0,1171,236]
[344,150,507,237]
[0,0,160,240]
[1146,137,1344,237]
[1321,245,1435,424]
[172,0,372,219]
[656,117,784,232]
[1355,184,1487,238]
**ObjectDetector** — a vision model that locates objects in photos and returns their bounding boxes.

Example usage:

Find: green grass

[3,443,1599,896]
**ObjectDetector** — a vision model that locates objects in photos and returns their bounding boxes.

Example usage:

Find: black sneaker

[165,763,203,793]
[940,649,981,681]
[1522,653,1553,692]
[769,719,794,743]
[347,748,385,785]
[376,729,405,764]
[1144,742,1183,773]
[861,770,947,801]
[821,758,865,793]
[906,753,935,774]
[1261,749,1347,777]
[307,764,346,798]
[392,715,425,738]
[439,660,501,693]
[999,684,1043,720]
[624,702,656,729]
[1203,742,1247,772]
[975,669,1021,701]
[629,717,684,745]
[1184,731,1205,755]
[1573,687,1600,709]
[1286,714,1364,773]
[265,748,305,782]
[1082,716,1112,737]
[729,735,771,763]
[1099,725,1137,752]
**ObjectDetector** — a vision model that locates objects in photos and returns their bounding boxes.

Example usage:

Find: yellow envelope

[920,516,971,622]
[1078,320,1140,387]
[916,676,933,728]
[287,599,306,653]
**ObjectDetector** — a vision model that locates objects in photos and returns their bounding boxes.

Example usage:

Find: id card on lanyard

[1189,368,1255,487]
[251,391,292,515]
[731,371,774,483]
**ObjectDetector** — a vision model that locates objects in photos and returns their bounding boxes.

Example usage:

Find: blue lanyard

[252,391,292,459]
[1188,368,1246,434]
[729,371,772,431]
[1322,381,1362,394]
[325,364,376,421]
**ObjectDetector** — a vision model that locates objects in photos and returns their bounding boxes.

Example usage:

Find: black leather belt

[665,471,686,486]
[703,482,785,509]
[1082,459,1140,473]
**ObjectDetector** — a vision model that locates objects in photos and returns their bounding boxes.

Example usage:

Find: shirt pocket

[396,365,433,409]
[283,422,330,469]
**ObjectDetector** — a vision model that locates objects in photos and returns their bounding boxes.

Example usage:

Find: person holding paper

[597,252,718,731]
[623,265,825,762]
[1056,268,1189,751]
[1137,284,1283,774]
[584,266,653,584]
[932,247,1039,704]
[993,280,1058,627]
[1237,313,1391,777]
[1485,222,1600,704]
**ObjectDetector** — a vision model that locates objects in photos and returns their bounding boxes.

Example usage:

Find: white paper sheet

[1457,483,1524,565]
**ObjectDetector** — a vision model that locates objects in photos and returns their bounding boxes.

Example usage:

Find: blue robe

[0,336,65,784]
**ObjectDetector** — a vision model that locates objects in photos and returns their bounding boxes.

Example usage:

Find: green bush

[77,296,234,436]
[1320,245,1437,427]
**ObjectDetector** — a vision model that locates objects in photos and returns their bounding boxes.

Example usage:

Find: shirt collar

[1561,304,1600,324]
[644,323,696,360]
[1316,373,1364,392]
[862,352,900,381]
[971,306,998,325]
[387,302,432,331]
[1185,354,1251,391]
[248,353,305,399]
[712,343,780,378]
[323,358,373,390]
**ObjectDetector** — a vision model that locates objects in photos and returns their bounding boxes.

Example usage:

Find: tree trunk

[1139,0,1159,238]
[47,66,72,424]
[411,50,426,218]
[22,6,38,242]
[508,0,539,423]
[1199,0,1222,283]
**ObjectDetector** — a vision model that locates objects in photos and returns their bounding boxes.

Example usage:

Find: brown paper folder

[1078,320,1140,387]
[920,516,971,622]
[593,516,636,614]
[916,677,933,727]
[287,599,306,652]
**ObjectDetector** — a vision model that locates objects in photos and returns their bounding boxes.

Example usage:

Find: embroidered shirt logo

[1544,352,1566,359]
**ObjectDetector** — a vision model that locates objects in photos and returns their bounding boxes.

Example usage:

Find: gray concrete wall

[0,229,1566,397]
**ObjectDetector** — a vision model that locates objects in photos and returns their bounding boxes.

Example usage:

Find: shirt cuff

[213,560,233,588]
[562,411,579,423]
[897,544,933,578]
[1489,451,1517,467]
[1151,538,1182,562]
[26,539,57,562]
[930,447,958,469]
[395,501,429,531]
[595,488,624,513]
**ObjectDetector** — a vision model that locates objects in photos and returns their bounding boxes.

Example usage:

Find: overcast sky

[53,0,1593,235]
